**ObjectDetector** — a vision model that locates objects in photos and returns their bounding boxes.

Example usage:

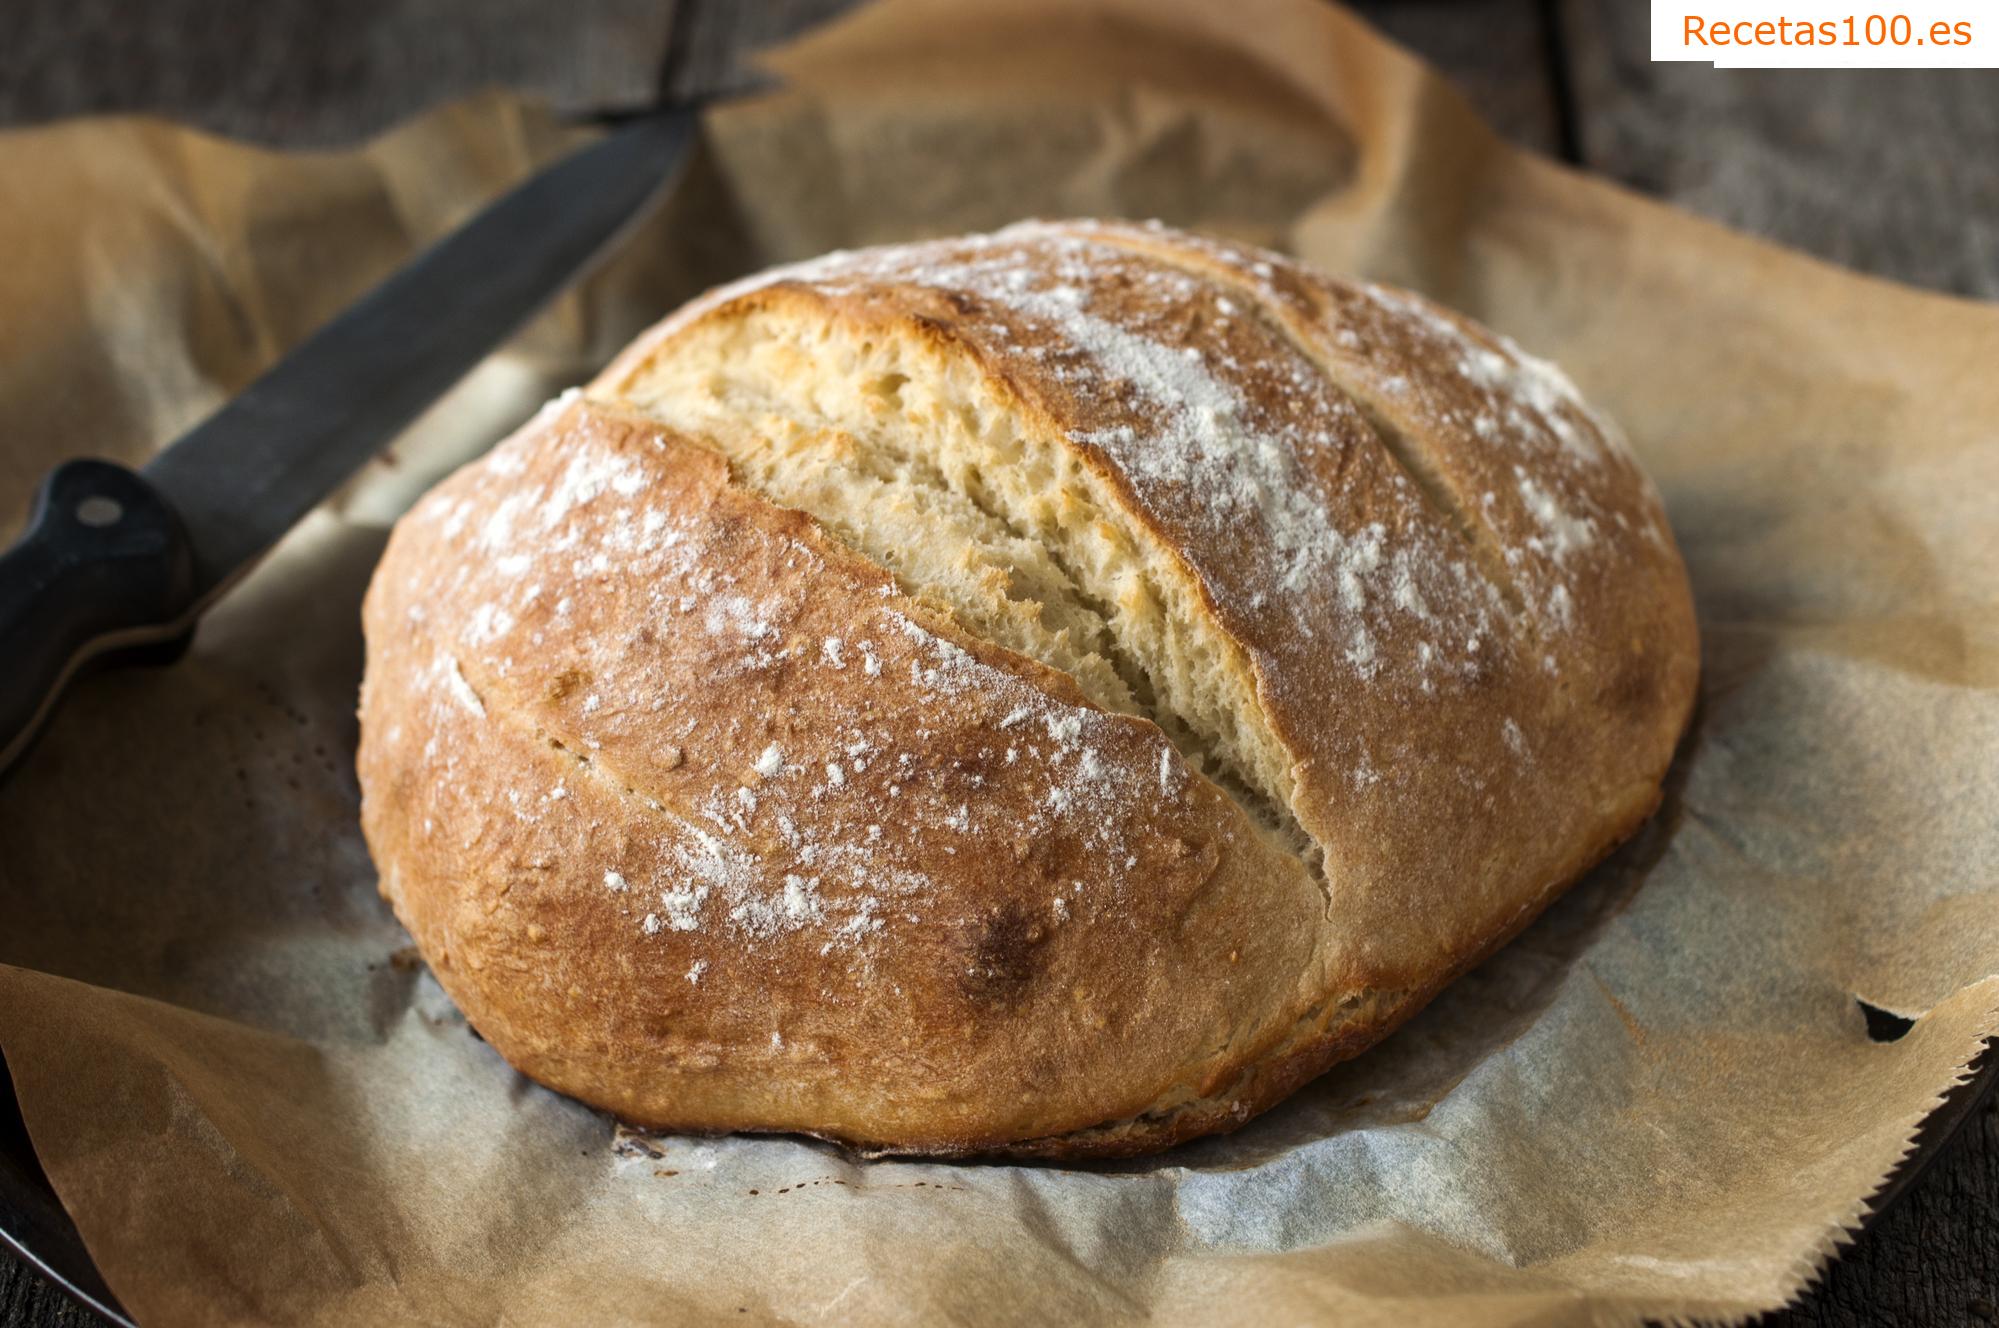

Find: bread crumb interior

[615,306,1311,857]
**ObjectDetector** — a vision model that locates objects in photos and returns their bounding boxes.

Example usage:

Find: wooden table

[2,1,1994,1322]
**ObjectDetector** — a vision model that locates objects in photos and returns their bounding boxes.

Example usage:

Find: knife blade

[0,102,700,775]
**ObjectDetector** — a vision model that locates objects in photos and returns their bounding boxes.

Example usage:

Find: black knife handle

[0,459,198,773]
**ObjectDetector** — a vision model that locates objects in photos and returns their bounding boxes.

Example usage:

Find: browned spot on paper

[1585,964,1646,1048]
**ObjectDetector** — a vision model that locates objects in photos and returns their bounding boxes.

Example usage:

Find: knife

[0,102,699,776]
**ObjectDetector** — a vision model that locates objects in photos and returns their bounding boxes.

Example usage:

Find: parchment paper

[4,1,1998,1323]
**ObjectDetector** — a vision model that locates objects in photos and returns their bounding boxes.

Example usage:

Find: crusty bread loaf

[357,220,1698,1157]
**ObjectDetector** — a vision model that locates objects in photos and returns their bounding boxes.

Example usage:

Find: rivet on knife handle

[0,459,197,774]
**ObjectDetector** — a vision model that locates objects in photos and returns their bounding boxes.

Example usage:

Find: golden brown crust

[359,222,1699,1157]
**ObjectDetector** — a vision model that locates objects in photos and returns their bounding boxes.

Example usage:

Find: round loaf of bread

[357,220,1698,1157]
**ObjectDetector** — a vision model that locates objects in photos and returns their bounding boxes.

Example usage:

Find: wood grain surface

[1562,0,1999,299]
[1,0,1995,1322]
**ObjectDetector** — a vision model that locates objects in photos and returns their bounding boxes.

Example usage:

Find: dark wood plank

[0,0,1572,154]
[1767,1090,1999,1327]
[0,1256,94,1328]
[0,0,682,145]
[1558,0,1999,298]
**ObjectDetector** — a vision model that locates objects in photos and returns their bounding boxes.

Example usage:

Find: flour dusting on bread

[395,408,1201,971]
